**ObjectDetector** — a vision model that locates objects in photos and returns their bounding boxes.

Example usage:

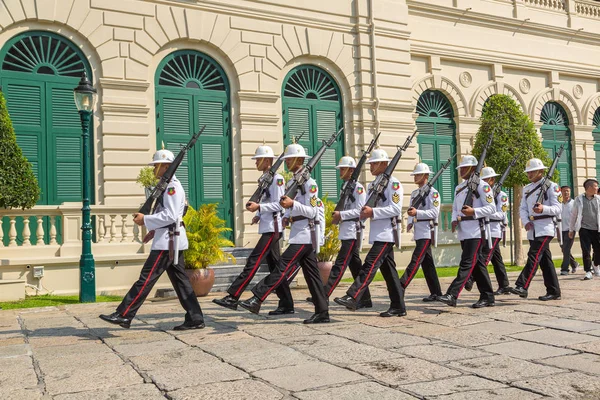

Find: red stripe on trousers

[234,233,274,297]
[328,240,356,297]
[123,250,164,316]
[524,236,551,288]
[353,242,388,299]
[485,238,501,265]
[260,245,305,301]
[404,239,430,288]
[458,239,482,294]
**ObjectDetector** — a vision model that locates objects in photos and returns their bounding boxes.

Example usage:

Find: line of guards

[99,132,565,330]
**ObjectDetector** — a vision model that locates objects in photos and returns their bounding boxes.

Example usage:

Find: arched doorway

[415,90,457,204]
[0,31,93,244]
[282,65,344,201]
[540,102,573,189]
[155,50,233,238]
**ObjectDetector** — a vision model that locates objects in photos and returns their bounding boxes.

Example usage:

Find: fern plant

[317,196,341,262]
[183,204,235,269]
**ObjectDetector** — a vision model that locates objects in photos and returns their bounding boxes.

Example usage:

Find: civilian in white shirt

[559,186,579,275]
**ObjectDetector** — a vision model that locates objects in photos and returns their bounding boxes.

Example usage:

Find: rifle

[461,132,494,248]
[362,129,418,249]
[334,131,381,213]
[492,154,518,248]
[531,141,566,246]
[409,154,456,248]
[246,131,306,207]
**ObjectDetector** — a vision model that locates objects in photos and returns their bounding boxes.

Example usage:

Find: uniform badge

[357,187,364,195]
[310,185,317,193]
[432,192,439,199]
[277,178,283,186]
[167,187,175,196]
[486,195,493,203]
[433,200,439,207]
[317,200,323,207]
[501,195,508,202]
[502,204,508,212]
[558,194,563,202]
[483,185,491,193]
[392,182,400,191]
[392,193,400,204]
[554,186,561,193]
[310,195,317,207]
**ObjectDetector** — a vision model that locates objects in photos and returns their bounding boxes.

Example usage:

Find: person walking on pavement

[239,143,329,324]
[99,149,204,330]
[560,186,580,276]
[509,158,562,301]
[306,156,372,309]
[403,163,443,304]
[213,145,294,315]
[334,148,406,317]
[569,178,600,281]
[464,167,513,295]
[437,156,496,308]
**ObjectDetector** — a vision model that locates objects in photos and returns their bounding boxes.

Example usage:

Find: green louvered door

[155,51,233,239]
[282,66,344,202]
[540,102,573,189]
[0,31,92,245]
[416,90,457,204]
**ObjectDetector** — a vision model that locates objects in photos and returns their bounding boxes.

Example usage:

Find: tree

[472,94,556,265]
[0,90,40,209]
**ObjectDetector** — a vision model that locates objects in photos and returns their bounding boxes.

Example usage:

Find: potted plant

[317,196,341,283]
[135,166,158,199]
[183,204,235,296]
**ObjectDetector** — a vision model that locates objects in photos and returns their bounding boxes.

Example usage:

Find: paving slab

[44,363,143,395]
[394,342,492,362]
[0,343,30,358]
[567,339,600,355]
[540,353,600,375]
[295,381,418,400]
[463,320,542,335]
[448,354,565,382]
[348,357,462,386]
[52,383,166,400]
[169,379,284,400]
[433,387,543,400]
[480,340,578,360]
[513,371,600,399]
[509,328,597,346]
[0,388,44,400]
[253,361,363,392]
[0,355,38,390]
[527,317,600,332]
[399,375,506,397]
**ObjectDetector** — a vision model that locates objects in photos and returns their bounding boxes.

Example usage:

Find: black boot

[472,299,495,308]
[268,307,295,315]
[436,294,457,307]
[379,308,406,317]
[357,299,373,309]
[422,294,439,302]
[213,295,239,311]
[303,311,330,324]
[173,320,205,331]
[239,296,262,315]
[333,295,357,311]
[538,293,561,301]
[99,312,132,329]
[509,286,528,298]
[306,297,314,304]
[493,286,513,295]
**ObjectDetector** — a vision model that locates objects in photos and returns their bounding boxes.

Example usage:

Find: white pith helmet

[524,158,547,173]
[149,149,175,165]
[251,145,276,159]
[366,148,390,164]
[456,155,478,170]
[481,167,499,180]
[282,143,311,159]
[410,163,432,176]
[336,156,357,169]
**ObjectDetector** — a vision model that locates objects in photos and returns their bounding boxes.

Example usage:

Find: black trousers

[399,239,442,295]
[347,241,403,309]
[482,237,510,289]
[515,236,560,295]
[560,231,579,272]
[227,233,293,308]
[252,243,328,313]
[579,229,600,272]
[117,250,204,322]
[446,239,494,301]
[324,239,371,301]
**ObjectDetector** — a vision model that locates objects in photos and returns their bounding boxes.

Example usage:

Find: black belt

[415,218,434,222]
[290,216,308,222]
[529,215,553,221]
[345,218,360,222]
[489,219,503,223]
[457,216,480,221]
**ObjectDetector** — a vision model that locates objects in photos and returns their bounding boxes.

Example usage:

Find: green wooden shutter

[540,102,573,189]
[287,107,312,163]
[316,108,340,199]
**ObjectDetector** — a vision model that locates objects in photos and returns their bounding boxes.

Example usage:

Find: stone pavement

[1,271,600,400]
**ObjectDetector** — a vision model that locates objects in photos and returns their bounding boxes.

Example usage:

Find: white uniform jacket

[338,182,366,240]
[408,187,440,241]
[144,175,189,251]
[452,180,496,241]
[520,180,562,240]
[488,190,509,239]
[285,178,320,245]
[256,173,285,234]
[368,176,403,244]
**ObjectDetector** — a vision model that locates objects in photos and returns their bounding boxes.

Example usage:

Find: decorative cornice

[99,78,150,92]
[100,104,150,115]
[237,92,280,103]
[239,113,280,125]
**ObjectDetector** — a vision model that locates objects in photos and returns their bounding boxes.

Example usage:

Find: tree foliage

[472,94,557,185]
[317,195,341,262]
[0,90,40,209]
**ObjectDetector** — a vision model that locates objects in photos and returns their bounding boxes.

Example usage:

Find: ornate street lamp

[73,71,97,303]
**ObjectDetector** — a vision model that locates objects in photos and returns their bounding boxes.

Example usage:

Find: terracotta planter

[185,268,215,297]
[317,261,333,284]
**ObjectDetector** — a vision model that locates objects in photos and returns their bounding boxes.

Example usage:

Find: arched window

[540,102,573,189]
[282,66,344,201]
[155,50,233,238]
[415,90,457,204]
